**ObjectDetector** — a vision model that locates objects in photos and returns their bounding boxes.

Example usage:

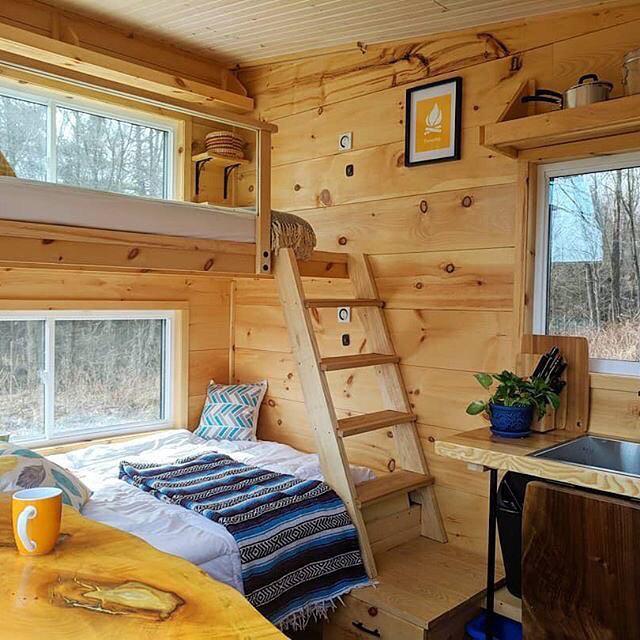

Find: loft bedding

[49,430,373,622]
[119,451,370,628]
[0,177,256,242]
[0,177,316,259]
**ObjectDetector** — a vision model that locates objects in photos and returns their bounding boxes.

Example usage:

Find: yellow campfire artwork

[414,95,452,153]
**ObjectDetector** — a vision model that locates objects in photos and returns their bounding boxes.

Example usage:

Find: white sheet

[49,429,374,593]
[0,177,256,242]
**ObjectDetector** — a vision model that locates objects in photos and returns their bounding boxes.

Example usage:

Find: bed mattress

[49,429,374,593]
[0,177,256,242]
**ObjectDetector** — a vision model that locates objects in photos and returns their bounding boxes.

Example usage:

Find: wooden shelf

[191,151,250,167]
[481,94,640,158]
[355,470,434,506]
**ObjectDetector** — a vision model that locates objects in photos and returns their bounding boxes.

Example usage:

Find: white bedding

[0,177,256,242]
[49,429,374,593]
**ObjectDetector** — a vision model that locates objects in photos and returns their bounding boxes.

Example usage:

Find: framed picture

[404,77,462,166]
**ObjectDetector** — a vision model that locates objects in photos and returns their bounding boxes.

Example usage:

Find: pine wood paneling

[264,51,551,167]
[372,249,515,311]
[241,2,637,119]
[235,307,512,373]
[299,184,517,255]
[238,131,518,211]
[234,2,640,551]
[19,0,627,67]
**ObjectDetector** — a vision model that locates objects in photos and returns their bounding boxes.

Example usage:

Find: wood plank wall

[234,1,640,554]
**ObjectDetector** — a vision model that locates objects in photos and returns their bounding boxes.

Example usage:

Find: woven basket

[205,131,246,159]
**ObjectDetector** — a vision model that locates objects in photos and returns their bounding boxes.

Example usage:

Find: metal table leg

[485,467,498,640]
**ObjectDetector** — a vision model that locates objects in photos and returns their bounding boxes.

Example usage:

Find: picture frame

[404,77,462,166]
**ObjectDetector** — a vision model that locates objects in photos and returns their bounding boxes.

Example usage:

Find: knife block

[516,335,590,433]
[516,352,566,432]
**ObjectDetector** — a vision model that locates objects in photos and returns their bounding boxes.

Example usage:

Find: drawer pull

[352,620,381,637]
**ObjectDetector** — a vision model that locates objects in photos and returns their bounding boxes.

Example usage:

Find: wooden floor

[321,536,504,640]
[354,538,495,628]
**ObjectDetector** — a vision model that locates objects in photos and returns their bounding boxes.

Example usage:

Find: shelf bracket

[194,157,210,196]
[194,157,241,199]
[223,163,241,200]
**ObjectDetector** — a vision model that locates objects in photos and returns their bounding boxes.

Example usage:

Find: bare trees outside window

[0,88,172,198]
[544,164,640,366]
[0,315,171,444]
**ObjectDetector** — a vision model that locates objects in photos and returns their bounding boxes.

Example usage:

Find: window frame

[0,306,187,448]
[0,80,177,199]
[534,151,640,377]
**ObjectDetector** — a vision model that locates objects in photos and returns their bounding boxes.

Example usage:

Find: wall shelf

[191,151,250,167]
[480,94,640,158]
[192,151,250,199]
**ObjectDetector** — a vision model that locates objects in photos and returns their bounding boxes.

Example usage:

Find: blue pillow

[195,380,267,441]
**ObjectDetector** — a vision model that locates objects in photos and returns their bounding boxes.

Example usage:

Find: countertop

[434,427,640,499]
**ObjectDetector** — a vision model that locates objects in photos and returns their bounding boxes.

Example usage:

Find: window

[0,85,174,198]
[0,311,177,445]
[534,152,640,376]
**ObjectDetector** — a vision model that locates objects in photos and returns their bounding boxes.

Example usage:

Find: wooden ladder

[274,249,447,577]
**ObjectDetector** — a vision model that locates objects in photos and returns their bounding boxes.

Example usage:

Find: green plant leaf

[548,392,561,409]
[466,400,487,415]
[474,373,493,390]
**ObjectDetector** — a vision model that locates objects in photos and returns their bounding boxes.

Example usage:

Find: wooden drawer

[324,595,425,640]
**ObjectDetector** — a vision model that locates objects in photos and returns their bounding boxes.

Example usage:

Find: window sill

[30,423,181,456]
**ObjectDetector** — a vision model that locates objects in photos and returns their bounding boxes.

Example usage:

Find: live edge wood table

[434,427,640,639]
[0,494,285,640]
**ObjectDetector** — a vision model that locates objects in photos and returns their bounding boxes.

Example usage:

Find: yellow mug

[12,487,63,556]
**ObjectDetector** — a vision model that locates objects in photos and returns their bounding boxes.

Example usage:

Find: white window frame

[534,151,640,377]
[0,80,176,199]
[0,309,181,447]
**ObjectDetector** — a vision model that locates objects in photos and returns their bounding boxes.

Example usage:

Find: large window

[0,85,174,198]
[534,153,640,376]
[0,311,176,445]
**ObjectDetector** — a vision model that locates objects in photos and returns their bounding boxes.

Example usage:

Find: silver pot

[564,74,613,108]
[623,49,640,96]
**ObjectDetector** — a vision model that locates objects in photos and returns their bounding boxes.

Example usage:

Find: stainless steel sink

[532,435,640,477]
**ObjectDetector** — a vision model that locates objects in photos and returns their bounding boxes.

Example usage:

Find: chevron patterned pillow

[195,380,268,441]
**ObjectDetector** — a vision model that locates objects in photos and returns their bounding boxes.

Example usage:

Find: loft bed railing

[0,216,348,280]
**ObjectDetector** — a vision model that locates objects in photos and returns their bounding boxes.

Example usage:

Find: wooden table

[435,427,640,499]
[435,427,640,638]
[0,494,285,640]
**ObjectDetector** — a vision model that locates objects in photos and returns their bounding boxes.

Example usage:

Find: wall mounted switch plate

[341,333,351,347]
[337,306,351,323]
[338,132,352,151]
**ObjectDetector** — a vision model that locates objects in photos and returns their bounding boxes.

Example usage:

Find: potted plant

[466,370,560,438]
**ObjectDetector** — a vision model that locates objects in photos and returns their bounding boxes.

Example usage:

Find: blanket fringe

[277,578,374,631]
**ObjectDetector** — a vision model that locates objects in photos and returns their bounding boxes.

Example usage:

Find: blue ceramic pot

[489,403,533,438]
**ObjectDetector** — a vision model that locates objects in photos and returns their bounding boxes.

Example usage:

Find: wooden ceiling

[45,0,619,67]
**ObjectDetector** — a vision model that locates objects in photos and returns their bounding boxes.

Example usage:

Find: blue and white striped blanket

[118,452,371,629]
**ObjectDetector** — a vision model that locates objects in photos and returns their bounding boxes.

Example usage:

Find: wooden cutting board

[519,334,590,432]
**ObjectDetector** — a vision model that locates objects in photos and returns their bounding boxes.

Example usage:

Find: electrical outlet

[338,132,352,151]
[337,306,351,323]
[341,333,351,347]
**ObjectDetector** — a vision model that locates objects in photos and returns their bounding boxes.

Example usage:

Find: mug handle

[17,505,38,552]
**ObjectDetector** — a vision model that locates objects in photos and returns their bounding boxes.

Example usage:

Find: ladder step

[337,410,417,437]
[356,471,434,507]
[305,298,385,308]
[319,353,400,371]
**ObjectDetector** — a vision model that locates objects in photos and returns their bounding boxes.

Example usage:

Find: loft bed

[0,205,347,279]
[0,144,347,279]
